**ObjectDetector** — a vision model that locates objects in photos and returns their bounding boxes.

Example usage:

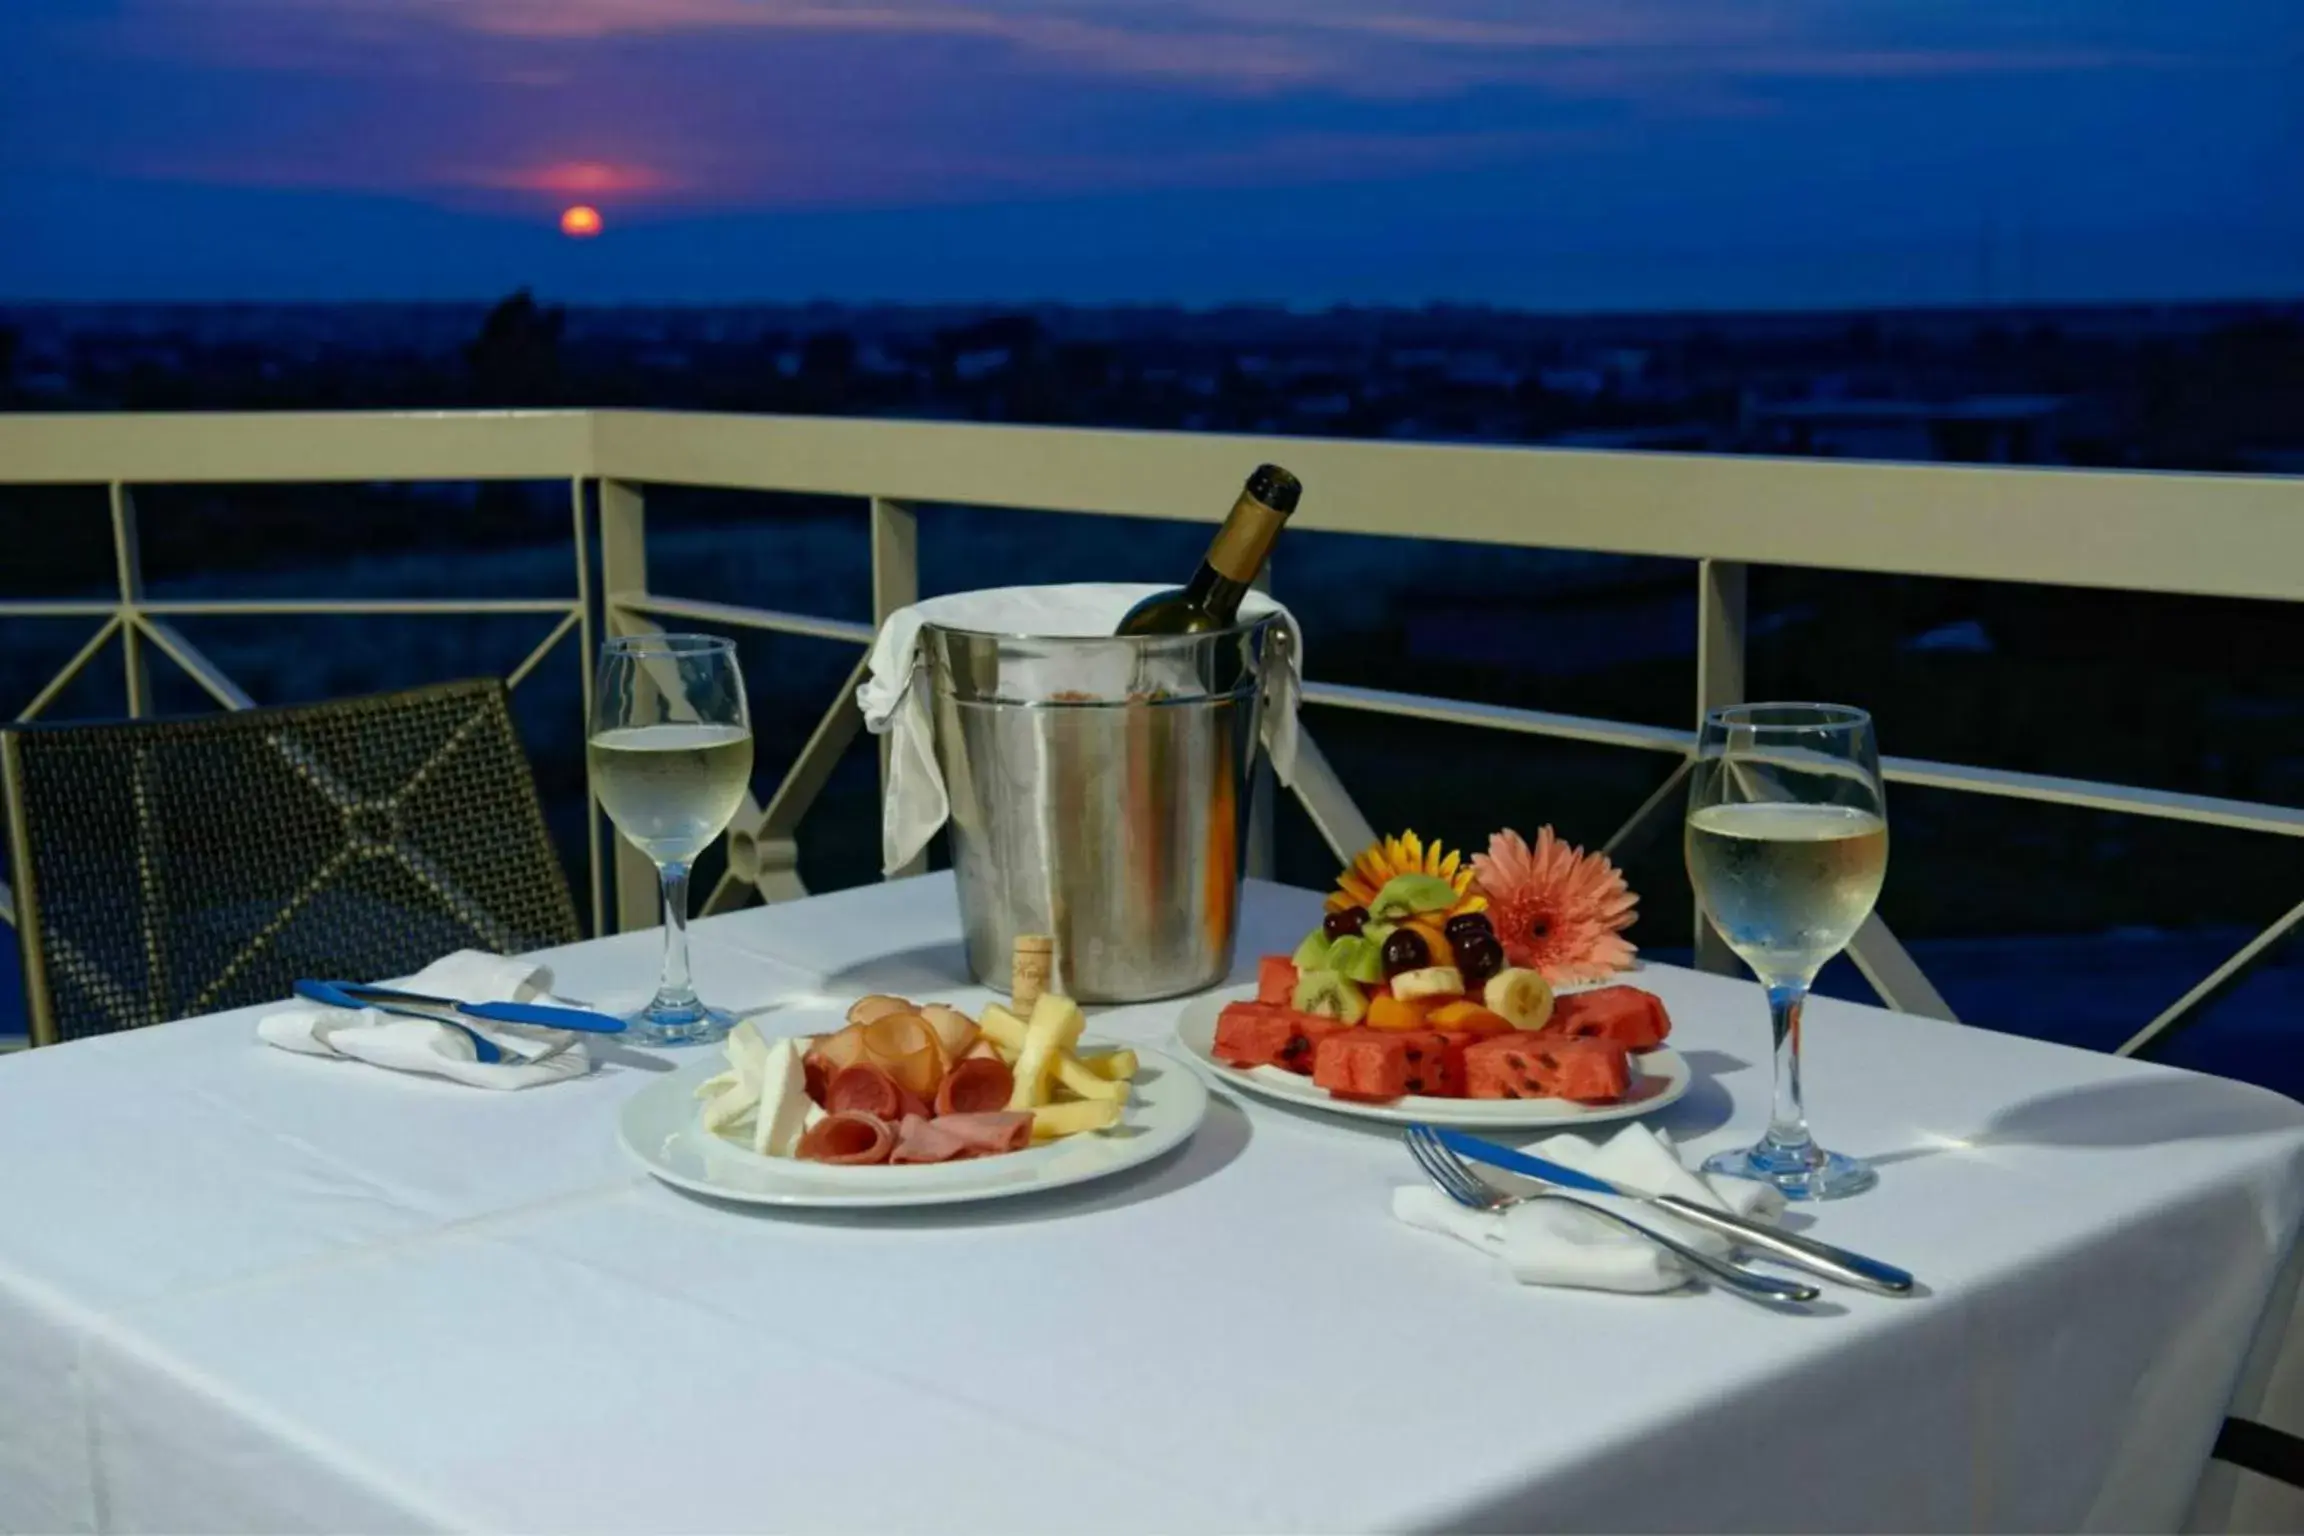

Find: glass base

[622,996,735,1048]
[1703,1139,1878,1202]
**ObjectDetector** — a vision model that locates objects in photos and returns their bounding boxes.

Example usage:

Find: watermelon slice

[1463,1035,1633,1102]
[1393,1030,1464,1097]
[1310,1027,1464,1101]
[1313,1030,1407,1100]
[1547,986,1671,1051]
[1215,1003,1347,1075]
[1256,955,1298,1007]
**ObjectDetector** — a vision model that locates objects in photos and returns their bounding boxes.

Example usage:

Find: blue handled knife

[295,980,627,1034]
[1429,1125,1916,1296]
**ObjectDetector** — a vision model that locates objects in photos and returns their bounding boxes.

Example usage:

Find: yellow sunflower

[1326,830,1487,916]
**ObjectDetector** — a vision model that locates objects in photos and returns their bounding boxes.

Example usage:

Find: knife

[295,981,627,1034]
[1431,1126,1916,1297]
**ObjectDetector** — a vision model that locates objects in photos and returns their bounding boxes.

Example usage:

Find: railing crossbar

[610,594,875,647]
[3,409,2299,1056]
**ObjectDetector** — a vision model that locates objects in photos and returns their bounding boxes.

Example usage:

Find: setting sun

[559,205,603,238]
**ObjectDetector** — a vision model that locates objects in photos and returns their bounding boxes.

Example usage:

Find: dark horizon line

[5,292,2301,321]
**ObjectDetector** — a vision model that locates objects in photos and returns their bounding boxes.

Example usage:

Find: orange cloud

[458,160,682,197]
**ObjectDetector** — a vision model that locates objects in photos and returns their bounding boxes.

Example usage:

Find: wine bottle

[1114,463,1301,636]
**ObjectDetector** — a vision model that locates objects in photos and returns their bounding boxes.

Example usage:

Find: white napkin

[256,951,595,1090]
[1393,1124,1786,1293]
[858,583,1304,876]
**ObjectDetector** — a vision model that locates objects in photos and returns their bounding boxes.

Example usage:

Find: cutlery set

[292,981,625,1065]
[1404,1122,1916,1306]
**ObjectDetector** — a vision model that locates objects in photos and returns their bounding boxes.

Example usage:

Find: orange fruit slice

[1367,994,1434,1032]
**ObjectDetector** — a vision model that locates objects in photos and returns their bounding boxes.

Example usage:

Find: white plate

[618,1042,1208,1209]
[1174,985,1692,1129]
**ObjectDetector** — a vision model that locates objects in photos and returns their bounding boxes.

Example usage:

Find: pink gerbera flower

[1469,827,1639,984]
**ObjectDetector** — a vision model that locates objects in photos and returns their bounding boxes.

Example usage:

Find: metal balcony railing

[3,408,2300,1056]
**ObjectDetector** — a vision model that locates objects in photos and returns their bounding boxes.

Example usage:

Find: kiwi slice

[1369,873,1462,921]
[1323,934,1385,985]
[1291,930,1333,970]
[1290,968,1368,1024]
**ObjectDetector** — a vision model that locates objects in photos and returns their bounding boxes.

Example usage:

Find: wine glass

[1685,703,1888,1200]
[588,633,754,1046]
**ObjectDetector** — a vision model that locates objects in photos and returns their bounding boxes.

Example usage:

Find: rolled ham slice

[889,1113,971,1165]
[797,1111,895,1165]
[934,1111,1034,1157]
[935,1056,1015,1117]
[825,1063,904,1120]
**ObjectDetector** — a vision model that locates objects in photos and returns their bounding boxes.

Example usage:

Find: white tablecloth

[1,875,2301,1533]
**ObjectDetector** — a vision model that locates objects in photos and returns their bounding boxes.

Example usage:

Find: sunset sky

[1,0,2297,306]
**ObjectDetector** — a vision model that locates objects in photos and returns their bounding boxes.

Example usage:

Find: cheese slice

[702,1076,760,1134]
[727,1019,770,1080]
[752,1036,814,1157]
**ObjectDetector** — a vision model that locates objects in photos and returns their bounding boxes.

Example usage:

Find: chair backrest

[2,678,582,1045]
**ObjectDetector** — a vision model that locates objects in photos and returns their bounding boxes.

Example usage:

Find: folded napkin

[1393,1124,1785,1293]
[257,950,594,1090]
[858,583,1304,876]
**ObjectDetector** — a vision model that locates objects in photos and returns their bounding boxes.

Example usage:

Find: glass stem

[1764,980,1815,1157]
[655,861,696,1007]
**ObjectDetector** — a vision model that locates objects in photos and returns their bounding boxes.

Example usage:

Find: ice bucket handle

[1257,620,1293,706]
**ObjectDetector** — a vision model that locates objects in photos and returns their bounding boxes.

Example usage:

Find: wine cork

[1011,934,1055,1013]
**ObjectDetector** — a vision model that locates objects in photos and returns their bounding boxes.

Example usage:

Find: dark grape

[1444,912,1495,943]
[1456,934,1506,988]
[1322,905,1370,942]
[1379,928,1431,977]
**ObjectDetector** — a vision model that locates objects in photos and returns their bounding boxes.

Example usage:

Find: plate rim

[1172,983,1692,1129]
[617,1041,1209,1209]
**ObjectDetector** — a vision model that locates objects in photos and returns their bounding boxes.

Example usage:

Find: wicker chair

[2,678,582,1045]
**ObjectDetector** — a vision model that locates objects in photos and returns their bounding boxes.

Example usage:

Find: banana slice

[1390,965,1465,1001]
[1484,968,1555,1030]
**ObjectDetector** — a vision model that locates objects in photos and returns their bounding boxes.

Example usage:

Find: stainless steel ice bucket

[921,615,1281,1003]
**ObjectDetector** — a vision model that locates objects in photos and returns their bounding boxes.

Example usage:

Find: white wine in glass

[589,723,754,866]
[1685,704,1887,1200]
[1685,802,1887,982]
[590,635,753,1046]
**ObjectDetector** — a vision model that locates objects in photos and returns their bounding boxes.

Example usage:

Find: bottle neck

[1178,563,1251,625]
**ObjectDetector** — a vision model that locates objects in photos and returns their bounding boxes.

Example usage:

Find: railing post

[870,496,925,879]
[598,479,659,933]
[570,477,605,936]
[109,483,150,716]
[1692,558,1746,975]
[1285,727,1379,866]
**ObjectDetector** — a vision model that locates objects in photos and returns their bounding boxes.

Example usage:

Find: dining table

[1,871,2301,1533]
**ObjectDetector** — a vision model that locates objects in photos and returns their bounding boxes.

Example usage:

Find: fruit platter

[1176,828,1694,1128]
[617,948,1210,1209]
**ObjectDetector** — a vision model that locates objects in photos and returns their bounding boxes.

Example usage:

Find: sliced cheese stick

[976,1004,1027,1057]
[1051,1054,1128,1103]
[1005,993,1085,1110]
[1030,1098,1122,1141]
[1075,1048,1138,1082]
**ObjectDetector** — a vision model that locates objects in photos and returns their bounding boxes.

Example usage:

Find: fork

[1404,1124,1821,1306]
